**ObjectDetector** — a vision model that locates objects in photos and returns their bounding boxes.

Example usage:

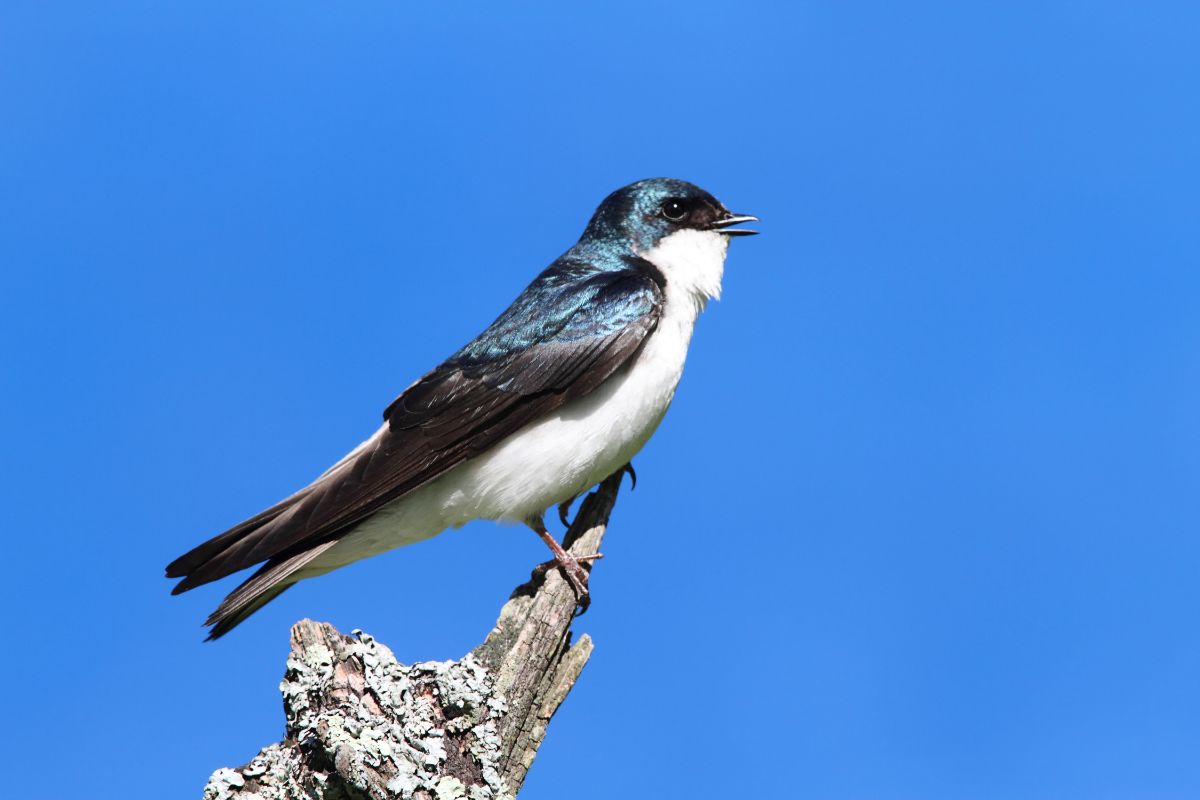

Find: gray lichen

[203,742,339,800]
[285,627,510,799]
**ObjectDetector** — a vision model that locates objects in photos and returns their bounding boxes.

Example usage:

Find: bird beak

[711,213,759,237]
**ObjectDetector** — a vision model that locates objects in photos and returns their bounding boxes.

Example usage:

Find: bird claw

[557,494,579,529]
[530,552,603,615]
[619,461,637,491]
[559,462,637,530]
[574,592,591,617]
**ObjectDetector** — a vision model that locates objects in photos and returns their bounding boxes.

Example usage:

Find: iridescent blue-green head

[579,177,758,253]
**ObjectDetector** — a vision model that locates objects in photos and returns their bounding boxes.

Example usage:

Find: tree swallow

[167,178,758,638]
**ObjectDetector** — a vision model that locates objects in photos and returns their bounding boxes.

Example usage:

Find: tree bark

[203,471,624,800]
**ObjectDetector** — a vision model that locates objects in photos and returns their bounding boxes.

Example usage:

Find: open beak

[711,213,759,237]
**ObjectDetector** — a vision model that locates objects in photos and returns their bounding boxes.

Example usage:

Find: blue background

[3,3,1198,798]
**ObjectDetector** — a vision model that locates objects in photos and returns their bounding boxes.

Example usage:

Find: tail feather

[203,539,341,640]
[205,583,295,641]
[165,424,402,638]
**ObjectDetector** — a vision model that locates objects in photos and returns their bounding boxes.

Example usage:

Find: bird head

[581,177,758,253]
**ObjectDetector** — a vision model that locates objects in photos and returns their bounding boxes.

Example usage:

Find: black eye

[660,199,687,221]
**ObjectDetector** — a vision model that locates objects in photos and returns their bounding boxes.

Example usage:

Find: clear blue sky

[3,3,1198,798]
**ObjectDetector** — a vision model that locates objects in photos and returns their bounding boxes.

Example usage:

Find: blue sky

[3,2,1199,798]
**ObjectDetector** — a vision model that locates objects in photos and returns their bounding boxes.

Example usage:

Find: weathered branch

[203,471,623,800]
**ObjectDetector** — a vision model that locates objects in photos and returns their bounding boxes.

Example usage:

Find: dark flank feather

[166,263,663,635]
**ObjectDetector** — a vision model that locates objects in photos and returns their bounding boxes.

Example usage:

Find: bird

[166,177,758,638]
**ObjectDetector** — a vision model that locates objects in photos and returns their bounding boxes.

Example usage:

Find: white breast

[312,229,729,569]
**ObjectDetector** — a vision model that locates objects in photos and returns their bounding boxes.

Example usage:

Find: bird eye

[660,199,687,221]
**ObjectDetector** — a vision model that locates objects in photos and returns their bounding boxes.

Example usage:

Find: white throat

[639,228,729,310]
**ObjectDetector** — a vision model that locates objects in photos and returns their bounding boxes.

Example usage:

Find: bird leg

[557,461,637,529]
[527,516,601,615]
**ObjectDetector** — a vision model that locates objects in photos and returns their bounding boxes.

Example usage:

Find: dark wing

[166,264,663,596]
